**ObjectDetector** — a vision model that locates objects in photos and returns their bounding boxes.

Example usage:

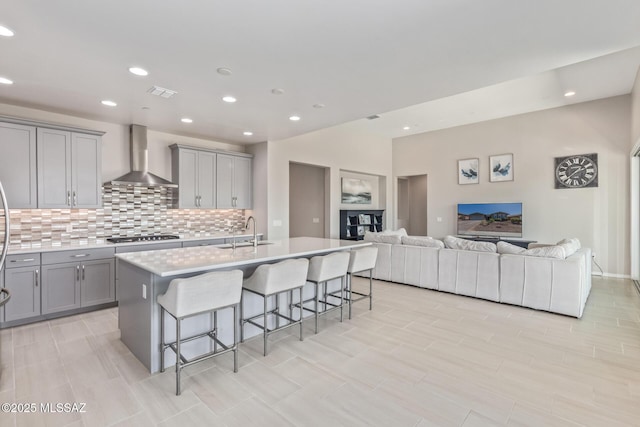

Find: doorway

[289,162,328,238]
[397,174,428,235]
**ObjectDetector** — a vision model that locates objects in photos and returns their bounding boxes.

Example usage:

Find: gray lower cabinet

[41,262,81,314]
[182,238,226,248]
[4,265,40,322]
[41,248,115,315]
[2,254,41,322]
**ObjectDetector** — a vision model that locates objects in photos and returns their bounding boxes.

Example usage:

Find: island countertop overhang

[115,237,371,277]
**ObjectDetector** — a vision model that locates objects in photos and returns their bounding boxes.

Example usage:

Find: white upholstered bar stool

[346,246,378,319]
[303,251,350,334]
[240,258,309,356]
[158,269,243,396]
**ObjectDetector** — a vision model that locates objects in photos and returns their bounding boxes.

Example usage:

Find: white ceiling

[1,1,640,144]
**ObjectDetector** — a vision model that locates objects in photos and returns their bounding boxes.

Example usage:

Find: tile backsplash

[0,185,247,249]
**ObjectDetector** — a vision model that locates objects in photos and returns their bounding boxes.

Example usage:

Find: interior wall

[0,102,246,182]
[289,162,326,238]
[267,121,393,240]
[397,178,409,230]
[246,142,268,237]
[408,175,428,236]
[393,95,631,276]
[632,67,640,150]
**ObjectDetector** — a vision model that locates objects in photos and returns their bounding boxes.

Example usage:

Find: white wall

[393,95,631,276]
[0,102,245,182]
[632,67,640,150]
[267,121,393,239]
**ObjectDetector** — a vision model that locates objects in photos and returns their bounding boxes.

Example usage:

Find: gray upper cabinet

[216,153,252,209]
[72,133,102,207]
[170,145,217,209]
[37,128,72,208]
[0,122,37,208]
[171,144,252,209]
[38,128,102,208]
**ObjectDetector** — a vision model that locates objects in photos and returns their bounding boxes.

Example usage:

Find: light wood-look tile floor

[1,276,639,427]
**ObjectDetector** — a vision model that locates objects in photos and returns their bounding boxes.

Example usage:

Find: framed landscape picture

[341,178,372,204]
[490,153,514,182]
[458,158,479,185]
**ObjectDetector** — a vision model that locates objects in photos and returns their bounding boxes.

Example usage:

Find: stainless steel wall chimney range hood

[106,124,177,188]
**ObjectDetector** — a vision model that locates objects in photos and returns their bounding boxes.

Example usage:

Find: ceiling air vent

[147,86,178,98]
[366,114,381,120]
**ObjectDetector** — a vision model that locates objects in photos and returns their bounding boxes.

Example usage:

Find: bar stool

[158,269,243,396]
[303,251,350,334]
[240,258,309,356]
[345,246,378,319]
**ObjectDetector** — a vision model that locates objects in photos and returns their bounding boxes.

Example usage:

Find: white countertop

[7,233,262,255]
[115,237,371,277]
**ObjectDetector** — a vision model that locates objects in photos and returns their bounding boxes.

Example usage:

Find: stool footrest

[246,316,301,335]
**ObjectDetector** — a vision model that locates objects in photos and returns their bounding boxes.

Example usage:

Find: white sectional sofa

[366,232,592,318]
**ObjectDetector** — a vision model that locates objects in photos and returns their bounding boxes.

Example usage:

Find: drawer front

[115,241,182,253]
[42,248,115,265]
[182,238,226,248]
[5,253,41,268]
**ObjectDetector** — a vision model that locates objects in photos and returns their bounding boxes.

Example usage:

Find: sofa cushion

[557,238,581,257]
[364,228,408,243]
[497,241,525,254]
[401,235,445,249]
[522,245,566,259]
[443,235,497,253]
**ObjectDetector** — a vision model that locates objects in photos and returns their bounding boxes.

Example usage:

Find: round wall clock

[554,153,598,189]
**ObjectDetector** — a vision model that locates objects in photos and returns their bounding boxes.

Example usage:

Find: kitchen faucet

[245,216,257,249]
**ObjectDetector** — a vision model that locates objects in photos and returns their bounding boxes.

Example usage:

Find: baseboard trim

[596,272,632,279]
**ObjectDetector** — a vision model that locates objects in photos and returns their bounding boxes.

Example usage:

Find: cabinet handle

[73,191,77,206]
[198,196,201,207]
[67,191,71,206]
[11,258,35,263]
[195,196,198,207]
[72,254,90,258]
[76,265,80,281]
[82,265,85,280]
[35,269,39,287]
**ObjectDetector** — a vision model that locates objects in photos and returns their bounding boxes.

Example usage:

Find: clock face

[554,153,598,189]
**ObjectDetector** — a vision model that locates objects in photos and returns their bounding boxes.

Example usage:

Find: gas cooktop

[106,235,180,244]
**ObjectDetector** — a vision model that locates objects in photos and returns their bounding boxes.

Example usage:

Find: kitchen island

[116,237,370,372]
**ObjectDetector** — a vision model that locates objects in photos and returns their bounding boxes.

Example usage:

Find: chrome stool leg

[299,287,304,341]
[263,295,268,356]
[176,317,182,396]
[369,269,373,310]
[233,304,239,373]
[314,282,320,334]
[239,294,244,343]
[160,306,165,373]
[348,274,353,319]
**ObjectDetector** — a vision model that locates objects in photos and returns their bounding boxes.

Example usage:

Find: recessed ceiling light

[129,67,149,76]
[271,88,285,95]
[101,100,117,107]
[313,103,325,109]
[403,126,410,130]
[243,131,253,136]
[217,67,232,76]
[222,96,237,103]
[289,115,301,121]
[0,77,13,85]
[0,25,14,37]
[564,91,576,97]
[181,118,193,123]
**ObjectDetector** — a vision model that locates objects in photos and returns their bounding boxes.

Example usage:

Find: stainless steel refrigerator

[0,181,10,380]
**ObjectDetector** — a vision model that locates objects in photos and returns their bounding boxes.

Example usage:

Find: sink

[217,241,273,249]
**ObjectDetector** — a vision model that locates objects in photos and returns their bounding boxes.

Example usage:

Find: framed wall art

[458,158,479,185]
[489,153,513,182]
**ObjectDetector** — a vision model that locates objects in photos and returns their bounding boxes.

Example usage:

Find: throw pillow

[522,245,566,259]
[379,235,402,244]
[401,235,445,249]
[497,241,525,255]
[443,235,497,253]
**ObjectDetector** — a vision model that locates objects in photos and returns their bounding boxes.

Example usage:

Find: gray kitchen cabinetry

[182,238,226,248]
[38,128,102,208]
[216,153,252,209]
[170,145,216,208]
[0,122,38,209]
[2,254,41,322]
[41,248,115,315]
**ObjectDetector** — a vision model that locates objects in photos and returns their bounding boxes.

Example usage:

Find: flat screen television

[457,202,523,238]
